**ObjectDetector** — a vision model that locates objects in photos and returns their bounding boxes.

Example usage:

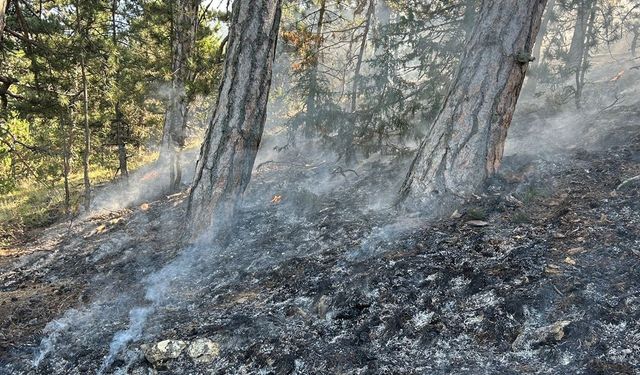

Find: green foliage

[0,0,224,241]
[275,0,471,159]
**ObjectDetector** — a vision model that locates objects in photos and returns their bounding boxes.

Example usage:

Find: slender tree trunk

[60,113,72,214]
[343,0,375,165]
[159,0,199,192]
[115,103,128,178]
[303,0,325,138]
[0,0,8,43]
[397,0,547,214]
[111,0,128,179]
[527,0,555,94]
[75,1,91,210]
[80,53,91,210]
[568,0,595,109]
[187,0,282,240]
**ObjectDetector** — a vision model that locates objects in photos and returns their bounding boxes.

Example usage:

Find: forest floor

[1,71,640,373]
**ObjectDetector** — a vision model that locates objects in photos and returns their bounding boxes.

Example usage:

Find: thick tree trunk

[397,0,547,214]
[187,0,282,239]
[159,0,199,192]
[632,31,638,57]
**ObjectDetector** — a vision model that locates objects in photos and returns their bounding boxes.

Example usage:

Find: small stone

[466,220,490,227]
[141,339,188,366]
[567,247,585,255]
[186,338,220,364]
[131,366,157,375]
[315,295,331,318]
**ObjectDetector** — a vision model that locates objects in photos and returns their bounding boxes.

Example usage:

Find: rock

[315,295,331,318]
[131,366,157,375]
[466,220,490,227]
[186,338,220,364]
[512,320,571,350]
[141,340,188,365]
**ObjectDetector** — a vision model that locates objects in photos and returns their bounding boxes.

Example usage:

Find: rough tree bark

[397,0,547,214]
[187,0,282,239]
[159,0,199,192]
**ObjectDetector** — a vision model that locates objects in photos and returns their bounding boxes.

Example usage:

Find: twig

[616,175,640,190]
[600,94,623,112]
[551,283,564,297]
[331,166,359,178]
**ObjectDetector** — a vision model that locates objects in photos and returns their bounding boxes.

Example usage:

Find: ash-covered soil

[0,106,639,374]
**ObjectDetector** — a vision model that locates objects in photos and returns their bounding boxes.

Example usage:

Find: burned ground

[0,105,639,374]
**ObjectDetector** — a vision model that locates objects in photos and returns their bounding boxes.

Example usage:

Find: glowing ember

[270,195,282,204]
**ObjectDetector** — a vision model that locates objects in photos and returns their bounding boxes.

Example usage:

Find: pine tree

[187,0,282,239]
[398,0,548,215]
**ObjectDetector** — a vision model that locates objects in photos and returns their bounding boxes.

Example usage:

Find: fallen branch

[331,166,359,178]
[616,175,640,190]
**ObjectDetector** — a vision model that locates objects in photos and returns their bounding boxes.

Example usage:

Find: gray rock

[141,339,188,365]
[130,366,158,375]
[186,338,220,364]
[512,320,571,350]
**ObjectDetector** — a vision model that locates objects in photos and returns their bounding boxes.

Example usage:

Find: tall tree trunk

[60,113,72,214]
[303,0,326,138]
[568,0,596,109]
[159,0,199,192]
[76,1,91,210]
[115,102,128,178]
[397,0,547,214]
[80,53,91,210]
[632,30,638,57]
[343,0,375,165]
[187,0,282,239]
[527,0,555,94]
[111,0,128,179]
[0,0,8,43]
